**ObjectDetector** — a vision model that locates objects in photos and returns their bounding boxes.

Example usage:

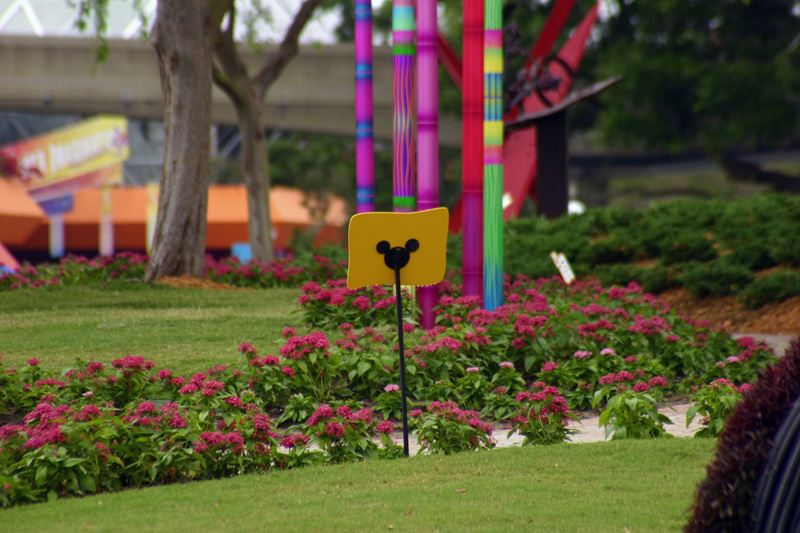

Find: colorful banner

[0,115,128,198]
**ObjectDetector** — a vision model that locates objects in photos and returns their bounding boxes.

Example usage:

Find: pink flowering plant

[204,255,308,288]
[507,384,575,445]
[279,331,342,402]
[409,401,495,455]
[374,384,404,420]
[276,393,317,425]
[454,367,492,411]
[593,383,673,440]
[0,252,148,291]
[294,280,413,329]
[686,379,750,438]
[295,404,400,463]
[335,324,397,398]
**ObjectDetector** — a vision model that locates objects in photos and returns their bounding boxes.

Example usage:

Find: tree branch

[212,4,248,107]
[252,0,325,99]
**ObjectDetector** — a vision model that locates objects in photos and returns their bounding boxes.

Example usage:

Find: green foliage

[506,385,575,446]
[686,379,744,438]
[409,401,495,455]
[594,388,673,440]
[679,261,753,297]
[738,269,800,309]
[592,0,800,155]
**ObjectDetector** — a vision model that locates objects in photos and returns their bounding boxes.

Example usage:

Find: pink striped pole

[355,0,374,213]
[416,0,438,329]
[462,0,484,301]
[393,0,415,213]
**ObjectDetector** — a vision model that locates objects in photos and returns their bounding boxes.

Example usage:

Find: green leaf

[35,465,49,487]
[80,475,97,493]
[63,457,86,468]
[357,361,370,377]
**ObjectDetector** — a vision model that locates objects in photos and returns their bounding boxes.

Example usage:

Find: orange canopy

[0,178,48,246]
[14,185,347,253]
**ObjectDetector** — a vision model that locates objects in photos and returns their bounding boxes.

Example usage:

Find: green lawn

[0,283,299,375]
[0,439,713,532]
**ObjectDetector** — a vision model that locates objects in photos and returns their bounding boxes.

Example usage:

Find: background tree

[589,0,800,188]
[211,0,325,264]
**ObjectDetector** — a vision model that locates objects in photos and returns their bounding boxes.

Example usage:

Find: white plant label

[550,251,575,285]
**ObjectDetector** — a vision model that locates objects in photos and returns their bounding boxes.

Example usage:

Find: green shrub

[679,261,753,297]
[719,242,777,271]
[658,232,718,265]
[738,269,800,309]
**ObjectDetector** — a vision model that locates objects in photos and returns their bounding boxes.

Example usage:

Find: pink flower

[466,367,480,373]
[27,358,39,366]
[336,405,353,418]
[384,384,400,393]
[499,361,514,369]
[600,348,616,356]
[738,383,754,394]
[238,342,257,354]
[541,362,558,373]
[324,422,345,438]
[280,366,295,377]
[409,409,423,418]
[615,371,635,382]
[624,356,638,363]
[648,376,668,388]
[573,350,592,359]
[376,421,394,434]
[169,414,188,428]
[726,356,741,364]
[633,382,650,392]
[599,373,616,385]
[225,396,244,408]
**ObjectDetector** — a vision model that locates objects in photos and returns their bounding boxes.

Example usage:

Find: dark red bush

[686,335,800,531]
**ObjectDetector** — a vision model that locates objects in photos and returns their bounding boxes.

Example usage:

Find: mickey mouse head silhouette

[376,238,419,270]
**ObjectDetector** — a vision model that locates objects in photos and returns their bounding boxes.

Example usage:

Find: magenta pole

[416,0,438,329]
[355,0,375,213]
[462,0,484,301]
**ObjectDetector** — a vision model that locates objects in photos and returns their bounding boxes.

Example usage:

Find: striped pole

[393,0,415,213]
[463,0,484,299]
[355,0,374,213]
[416,0,439,329]
[483,0,503,310]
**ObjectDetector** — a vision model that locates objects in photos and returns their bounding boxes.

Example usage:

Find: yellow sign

[0,115,129,194]
[347,207,449,289]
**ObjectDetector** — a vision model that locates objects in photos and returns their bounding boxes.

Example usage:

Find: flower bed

[0,266,779,507]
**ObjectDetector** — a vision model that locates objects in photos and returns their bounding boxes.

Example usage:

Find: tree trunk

[236,97,274,263]
[145,1,229,282]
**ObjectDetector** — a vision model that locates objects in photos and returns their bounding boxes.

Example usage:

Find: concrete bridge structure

[0,34,463,146]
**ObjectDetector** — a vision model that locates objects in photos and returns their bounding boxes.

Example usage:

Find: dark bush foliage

[738,270,800,310]
[679,261,754,297]
[685,336,800,532]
